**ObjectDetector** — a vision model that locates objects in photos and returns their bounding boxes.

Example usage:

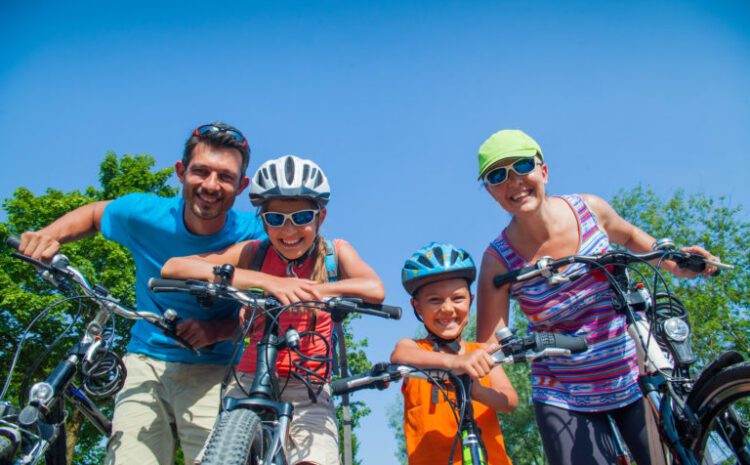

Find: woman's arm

[584,194,720,277]
[476,249,512,343]
[313,240,385,303]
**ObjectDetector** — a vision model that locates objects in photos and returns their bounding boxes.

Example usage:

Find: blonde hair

[310,235,331,284]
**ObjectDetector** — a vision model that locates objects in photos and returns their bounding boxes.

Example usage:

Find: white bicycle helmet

[249,155,331,207]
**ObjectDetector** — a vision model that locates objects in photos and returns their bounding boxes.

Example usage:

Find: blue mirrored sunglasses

[193,124,248,148]
[483,158,539,186]
[261,209,319,228]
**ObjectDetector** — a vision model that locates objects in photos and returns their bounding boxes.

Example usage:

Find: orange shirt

[402,339,513,465]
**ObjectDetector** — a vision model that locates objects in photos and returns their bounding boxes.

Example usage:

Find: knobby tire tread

[201,409,263,465]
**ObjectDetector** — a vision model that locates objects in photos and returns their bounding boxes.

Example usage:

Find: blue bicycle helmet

[401,242,477,296]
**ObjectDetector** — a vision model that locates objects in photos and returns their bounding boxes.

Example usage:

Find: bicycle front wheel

[687,361,750,465]
[201,409,264,465]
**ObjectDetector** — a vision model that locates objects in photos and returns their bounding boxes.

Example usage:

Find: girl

[474,129,720,465]
[162,155,385,465]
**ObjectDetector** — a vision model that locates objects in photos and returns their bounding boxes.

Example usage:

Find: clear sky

[1,0,749,463]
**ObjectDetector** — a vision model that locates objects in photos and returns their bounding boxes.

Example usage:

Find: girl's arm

[161,241,321,305]
[471,363,518,413]
[476,248,512,343]
[313,240,385,304]
[583,194,720,277]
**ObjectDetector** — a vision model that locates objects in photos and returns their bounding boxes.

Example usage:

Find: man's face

[175,142,249,232]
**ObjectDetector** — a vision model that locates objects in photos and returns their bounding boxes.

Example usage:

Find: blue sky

[2,0,749,463]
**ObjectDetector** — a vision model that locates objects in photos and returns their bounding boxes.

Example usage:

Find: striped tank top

[488,194,641,412]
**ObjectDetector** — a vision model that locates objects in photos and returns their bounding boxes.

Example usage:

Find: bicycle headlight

[29,382,54,405]
[663,317,690,342]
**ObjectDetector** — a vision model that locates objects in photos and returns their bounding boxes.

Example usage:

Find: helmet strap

[272,238,319,278]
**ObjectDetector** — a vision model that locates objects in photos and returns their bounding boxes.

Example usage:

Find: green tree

[0,153,177,464]
[611,186,750,363]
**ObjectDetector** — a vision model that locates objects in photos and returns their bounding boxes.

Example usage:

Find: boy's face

[412,278,472,340]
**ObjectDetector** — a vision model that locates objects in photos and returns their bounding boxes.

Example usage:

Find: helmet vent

[269,166,278,185]
[450,249,459,265]
[432,246,444,265]
[256,173,266,188]
[404,263,419,270]
[417,256,434,269]
[302,164,310,181]
[314,170,323,187]
[284,156,295,184]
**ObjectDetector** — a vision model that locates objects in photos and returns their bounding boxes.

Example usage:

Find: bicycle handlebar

[148,277,402,321]
[331,330,587,396]
[493,240,733,288]
[7,236,198,354]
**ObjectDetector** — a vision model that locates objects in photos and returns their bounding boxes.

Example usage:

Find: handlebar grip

[674,254,707,273]
[493,264,537,288]
[6,236,21,251]
[362,303,402,320]
[534,332,588,354]
[148,278,195,292]
[331,372,379,396]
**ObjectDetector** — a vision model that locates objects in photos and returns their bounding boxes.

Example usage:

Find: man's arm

[19,200,111,260]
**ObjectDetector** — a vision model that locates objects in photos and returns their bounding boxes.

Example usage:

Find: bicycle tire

[0,435,16,465]
[201,409,264,465]
[687,361,750,465]
[44,399,68,465]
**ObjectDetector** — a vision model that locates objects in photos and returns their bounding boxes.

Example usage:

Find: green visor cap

[477,129,544,179]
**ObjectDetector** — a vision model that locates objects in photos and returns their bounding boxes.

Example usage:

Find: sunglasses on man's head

[261,209,319,228]
[483,158,539,186]
[193,124,248,148]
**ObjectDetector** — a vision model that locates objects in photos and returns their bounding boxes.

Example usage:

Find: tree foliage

[0,153,177,464]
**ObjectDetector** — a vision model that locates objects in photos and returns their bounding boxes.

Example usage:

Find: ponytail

[310,235,330,284]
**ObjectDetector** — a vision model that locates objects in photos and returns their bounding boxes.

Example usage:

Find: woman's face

[262,198,326,260]
[484,157,547,215]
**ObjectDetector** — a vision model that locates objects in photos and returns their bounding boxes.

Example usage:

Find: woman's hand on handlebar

[669,245,721,278]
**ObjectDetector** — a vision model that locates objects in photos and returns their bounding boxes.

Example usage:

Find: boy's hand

[449,349,494,381]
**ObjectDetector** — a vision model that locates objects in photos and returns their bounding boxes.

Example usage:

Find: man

[18,122,265,465]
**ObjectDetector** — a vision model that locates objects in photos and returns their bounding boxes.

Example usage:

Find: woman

[474,129,719,465]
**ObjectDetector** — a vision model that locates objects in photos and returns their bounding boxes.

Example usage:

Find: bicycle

[148,270,402,465]
[331,328,588,465]
[491,238,746,465]
[0,237,197,465]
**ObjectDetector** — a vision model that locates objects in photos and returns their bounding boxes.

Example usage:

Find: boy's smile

[412,278,472,341]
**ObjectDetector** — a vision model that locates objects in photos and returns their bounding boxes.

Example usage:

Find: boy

[392,242,517,465]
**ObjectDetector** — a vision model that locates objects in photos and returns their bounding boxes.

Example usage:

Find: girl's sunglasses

[261,209,319,228]
[483,158,539,186]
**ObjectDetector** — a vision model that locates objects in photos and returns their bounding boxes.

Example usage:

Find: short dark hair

[182,121,251,177]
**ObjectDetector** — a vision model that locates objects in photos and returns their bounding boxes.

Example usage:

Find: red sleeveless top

[236,240,334,379]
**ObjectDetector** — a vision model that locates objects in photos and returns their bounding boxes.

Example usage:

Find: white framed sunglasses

[483,158,540,186]
[261,209,319,228]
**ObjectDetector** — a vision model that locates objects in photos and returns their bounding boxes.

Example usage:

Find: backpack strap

[324,239,339,282]
[248,239,271,272]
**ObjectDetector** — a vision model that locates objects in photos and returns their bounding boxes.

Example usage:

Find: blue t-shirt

[100,192,265,364]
